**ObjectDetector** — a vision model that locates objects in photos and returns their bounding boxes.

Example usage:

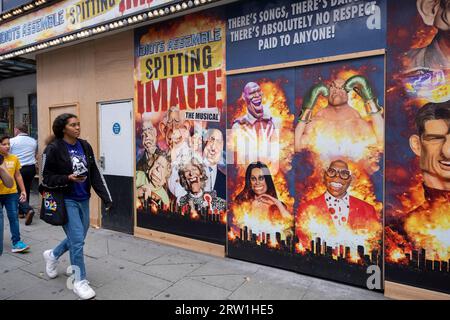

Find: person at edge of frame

[0,135,30,255]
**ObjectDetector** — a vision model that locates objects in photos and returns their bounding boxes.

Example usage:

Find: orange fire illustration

[295,67,383,263]
[385,226,413,265]
[387,198,450,262]
[410,24,437,50]
[230,202,294,246]
[190,208,200,220]
[228,229,237,241]
[296,203,381,264]
[228,80,295,246]
[396,173,426,213]
[304,69,382,163]
[385,18,450,265]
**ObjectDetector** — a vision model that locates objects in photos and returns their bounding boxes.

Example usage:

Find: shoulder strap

[78,139,92,156]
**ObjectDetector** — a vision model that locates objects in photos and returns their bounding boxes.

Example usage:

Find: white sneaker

[73,280,96,300]
[65,267,73,277]
[43,250,58,279]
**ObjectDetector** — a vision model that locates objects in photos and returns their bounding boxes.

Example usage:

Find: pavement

[0,191,387,300]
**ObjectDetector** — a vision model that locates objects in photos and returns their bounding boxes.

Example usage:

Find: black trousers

[18,164,36,214]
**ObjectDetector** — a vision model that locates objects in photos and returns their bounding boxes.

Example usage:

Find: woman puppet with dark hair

[235,162,293,235]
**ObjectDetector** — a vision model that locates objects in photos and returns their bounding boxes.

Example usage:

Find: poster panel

[385,0,449,294]
[226,56,385,289]
[134,10,227,244]
[294,56,384,288]
[226,69,297,269]
[226,0,386,70]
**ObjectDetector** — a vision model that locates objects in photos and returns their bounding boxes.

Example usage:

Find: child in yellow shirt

[0,136,30,255]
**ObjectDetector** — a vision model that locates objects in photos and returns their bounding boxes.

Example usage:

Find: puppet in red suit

[296,159,379,245]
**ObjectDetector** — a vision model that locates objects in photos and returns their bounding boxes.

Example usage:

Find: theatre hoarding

[1,0,447,299]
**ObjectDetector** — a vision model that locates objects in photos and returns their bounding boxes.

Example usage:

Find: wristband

[298,109,312,123]
[365,99,383,115]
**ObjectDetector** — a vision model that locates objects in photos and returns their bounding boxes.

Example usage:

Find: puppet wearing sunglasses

[296,159,379,239]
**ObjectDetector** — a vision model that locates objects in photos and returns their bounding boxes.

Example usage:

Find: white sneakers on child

[43,250,58,279]
[73,280,96,300]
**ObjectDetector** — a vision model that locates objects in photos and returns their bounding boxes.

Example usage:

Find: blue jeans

[52,199,90,280]
[0,193,21,255]
[18,164,36,215]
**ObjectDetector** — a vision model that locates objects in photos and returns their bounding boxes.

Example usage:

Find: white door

[99,100,133,177]
[99,100,134,234]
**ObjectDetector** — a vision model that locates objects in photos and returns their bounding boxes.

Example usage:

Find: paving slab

[302,279,384,300]
[19,255,70,281]
[146,252,210,266]
[9,238,61,264]
[15,219,53,233]
[188,274,248,292]
[153,278,232,300]
[250,266,314,289]
[94,270,172,300]
[189,258,260,277]
[6,282,77,300]
[0,269,45,300]
[136,263,203,282]
[0,253,31,274]
[108,232,169,247]
[228,275,309,300]
[108,238,167,265]
[83,234,109,259]
[83,258,124,288]
[24,225,67,242]
[94,253,144,273]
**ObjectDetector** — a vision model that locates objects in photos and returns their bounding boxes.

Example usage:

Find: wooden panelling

[48,103,79,129]
[385,281,450,300]
[37,31,134,226]
[226,49,386,75]
[135,227,225,258]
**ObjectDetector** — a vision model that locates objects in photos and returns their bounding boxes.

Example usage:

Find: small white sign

[184,108,220,122]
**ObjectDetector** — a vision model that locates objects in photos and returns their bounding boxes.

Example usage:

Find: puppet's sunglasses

[326,167,351,180]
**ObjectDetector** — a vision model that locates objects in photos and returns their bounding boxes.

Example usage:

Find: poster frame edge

[134,226,226,257]
[384,281,450,300]
[226,49,386,75]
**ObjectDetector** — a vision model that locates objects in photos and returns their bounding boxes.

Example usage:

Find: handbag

[39,186,68,226]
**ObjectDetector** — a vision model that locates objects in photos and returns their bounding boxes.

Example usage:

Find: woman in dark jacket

[41,113,112,300]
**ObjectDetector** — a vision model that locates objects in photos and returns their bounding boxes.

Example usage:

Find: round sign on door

[112,122,121,135]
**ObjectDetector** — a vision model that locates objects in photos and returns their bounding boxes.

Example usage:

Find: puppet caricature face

[328,79,349,107]
[204,130,223,166]
[417,0,450,31]
[160,109,190,150]
[243,82,264,119]
[148,155,170,189]
[250,168,268,196]
[411,119,450,185]
[324,160,352,198]
[183,163,204,194]
[142,121,157,154]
